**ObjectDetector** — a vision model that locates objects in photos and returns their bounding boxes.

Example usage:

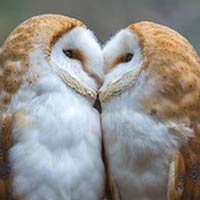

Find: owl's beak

[93,95,102,113]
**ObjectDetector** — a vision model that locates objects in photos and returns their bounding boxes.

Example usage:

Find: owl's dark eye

[63,49,73,58]
[125,53,134,62]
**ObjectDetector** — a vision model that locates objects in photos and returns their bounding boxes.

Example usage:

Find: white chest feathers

[9,83,105,200]
[101,84,181,200]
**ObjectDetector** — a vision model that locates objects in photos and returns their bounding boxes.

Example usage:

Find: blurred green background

[0,0,200,53]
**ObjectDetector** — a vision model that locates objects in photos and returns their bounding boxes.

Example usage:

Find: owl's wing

[0,114,13,200]
[168,125,200,200]
[0,60,23,199]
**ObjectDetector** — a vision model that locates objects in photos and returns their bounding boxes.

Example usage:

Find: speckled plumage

[128,22,200,122]
[100,21,200,200]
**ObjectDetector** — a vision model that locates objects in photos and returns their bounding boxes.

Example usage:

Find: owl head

[0,14,103,111]
[100,21,200,123]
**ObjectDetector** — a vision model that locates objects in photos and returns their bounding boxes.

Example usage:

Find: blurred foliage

[0,0,200,53]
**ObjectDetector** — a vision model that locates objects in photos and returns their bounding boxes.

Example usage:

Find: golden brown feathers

[127,22,200,123]
[0,14,85,62]
[168,125,200,200]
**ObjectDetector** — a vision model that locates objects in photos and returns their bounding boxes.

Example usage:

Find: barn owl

[99,21,200,200]
[0,14,105,200]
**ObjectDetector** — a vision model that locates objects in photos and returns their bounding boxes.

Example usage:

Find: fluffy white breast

[101,73,191,200]
[10,80,105,200]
